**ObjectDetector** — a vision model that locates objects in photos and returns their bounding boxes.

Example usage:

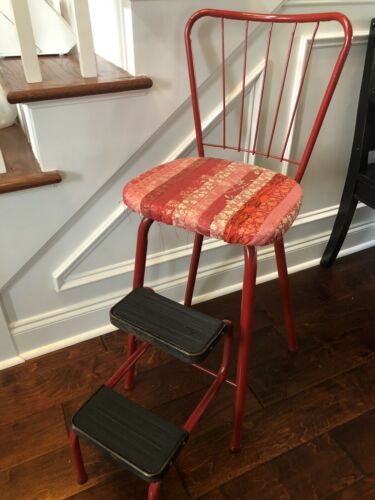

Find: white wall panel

[0,0,374,367]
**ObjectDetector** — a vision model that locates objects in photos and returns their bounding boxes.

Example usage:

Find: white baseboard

[20,325,111,361]
[0,356,24,370]
[8,212,375,361]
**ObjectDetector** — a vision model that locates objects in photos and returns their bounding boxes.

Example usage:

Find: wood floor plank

[331,409,375,475]
[101,330,174,370]
[255,255,370,333]
[0,445,121,500]
[200,434,362,500]
[154,382,260,437]
[0,246,374,500]
[0,349,125,427]
[196,293,273,333]
[0,405,67,471]
[62,358,223,431]
[177,361,375,497]
[327,472,375,500]
[293,296,374,344]
[66,466,188,500]
[0,337,105,397]
[249,327,375,407]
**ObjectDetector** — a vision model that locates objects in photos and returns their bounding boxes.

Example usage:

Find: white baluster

[72,0,97,78]
[11,0,42,83]
[0,149,6,174]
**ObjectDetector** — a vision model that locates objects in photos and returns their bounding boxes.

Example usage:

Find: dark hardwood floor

[1,247,375,499]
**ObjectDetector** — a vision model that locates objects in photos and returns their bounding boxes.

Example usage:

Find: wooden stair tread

[0,124,61,194]
[0,54,153,104]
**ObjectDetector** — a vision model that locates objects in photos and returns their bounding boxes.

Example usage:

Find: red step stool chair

[70,9,352,499]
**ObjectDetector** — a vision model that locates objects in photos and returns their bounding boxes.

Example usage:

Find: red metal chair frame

[70,9,352,500]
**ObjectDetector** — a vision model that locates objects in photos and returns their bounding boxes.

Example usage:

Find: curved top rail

[185,9,352,36]
[184,8,353,183]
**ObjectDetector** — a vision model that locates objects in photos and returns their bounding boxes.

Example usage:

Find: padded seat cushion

[123,157,303,246]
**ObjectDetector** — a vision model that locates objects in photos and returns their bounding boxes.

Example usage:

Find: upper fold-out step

[110,287,226,364]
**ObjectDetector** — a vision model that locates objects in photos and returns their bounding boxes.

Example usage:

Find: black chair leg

[321,196,358,267]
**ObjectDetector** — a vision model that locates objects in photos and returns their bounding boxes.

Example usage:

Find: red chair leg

[70,431,88,485]
[231,246,257,453]
[274,237,298,352]
[184,233,203,306]
[125,217,154,390]
[148,482,161,499]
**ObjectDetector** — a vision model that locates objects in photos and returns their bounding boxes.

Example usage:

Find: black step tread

[110,287,225,363]
[72,385,188,482]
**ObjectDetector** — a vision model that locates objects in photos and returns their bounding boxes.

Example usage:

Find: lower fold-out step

[72,385,188,483]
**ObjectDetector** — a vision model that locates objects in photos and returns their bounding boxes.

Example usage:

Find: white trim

[293,203,362,227]
[0,300,20,365]
[10,0,42,83]
[0,149,6,174]
[287,0,374,6]
[26,88,151,110]
[52,200,367,292]
[18,103,43,165]
[20,325,109,360]
[313,31,368,48]
[52,204,131,291]
[10,213,375,355]
[0,356,24,370]
[283,30,367,175]
[72,0,98,78]
[58,238,225,292]
[122,0,135,74]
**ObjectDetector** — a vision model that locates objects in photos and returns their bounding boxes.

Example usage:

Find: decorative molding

[10,213,375,353]
[27,88,151,110]
[52,203,131,291]
[283,29,368,175]
[20,326,108,361]
[287,0,374,6]
[18,103,43,165]
[53,202,368,292]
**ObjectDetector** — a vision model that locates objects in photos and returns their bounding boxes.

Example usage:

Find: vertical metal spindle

[237,21,250,151]
[267,23,297,157]
[280,22,320,161]
[221,18,226,149]
[252,23,273,154]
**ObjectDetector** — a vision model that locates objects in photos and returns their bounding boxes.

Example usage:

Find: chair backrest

[185,9,352,183]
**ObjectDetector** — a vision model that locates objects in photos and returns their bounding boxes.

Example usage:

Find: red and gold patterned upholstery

[123,157,303,246]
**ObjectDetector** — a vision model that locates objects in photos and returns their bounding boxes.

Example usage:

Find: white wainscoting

[1,0,374,369]
[287,0,375,6]
[9,202,375,358]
